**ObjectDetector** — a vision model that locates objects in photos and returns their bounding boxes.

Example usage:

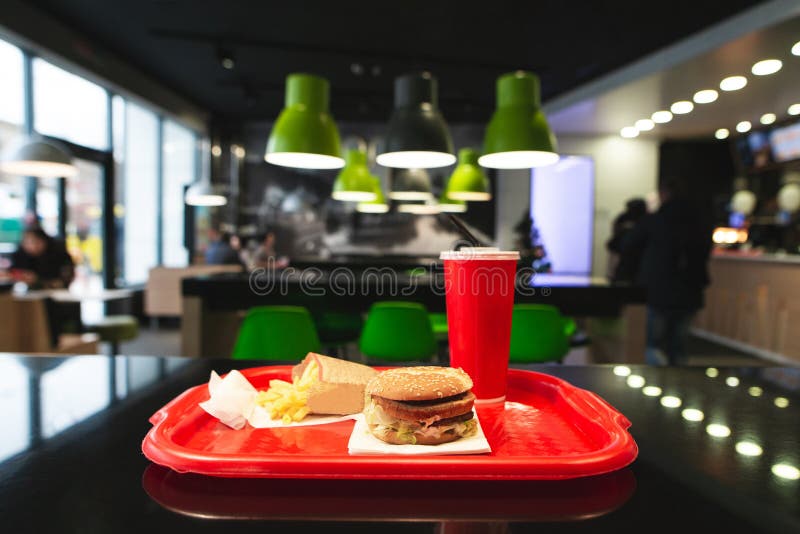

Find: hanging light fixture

[479,71,558,169]
[388,167,434,201]
[185,181,227,206]
[397,200,441,215]
[0,137,78,178]
[357,176,390,213]
[444,148,491,201]
[265,73,344,169]
[332,149,378,201]
[376,72,455,169]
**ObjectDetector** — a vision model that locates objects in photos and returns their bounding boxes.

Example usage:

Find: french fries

[255,360,318,424]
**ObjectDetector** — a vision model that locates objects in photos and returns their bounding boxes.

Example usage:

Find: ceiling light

[706,423,731,438]
[265,73,345,169]
[388,168,434,201]
[377,72,455,169]
[720,76,747,91]
[726,376,740,387]
[772,463,800,480]
[356,176,389,213]
[774,397,790,408]
[331,149,379,202]
[748,386,763,397]
[671,101,694,114]
[793,41,800,56]
[185,181,227,207]
[613,365,631,377]
[693,89,718,104]
[715,128,730,140]
[626,375,646,388]
[651,110,673,123]
[479,71,559,169]
[397,202,441,215]
[0,138,78,178]
[635,119,654,131]
[681,408,704,422]
[706,367,719,378]
[444,148,491,201]
[217,47,235,70]
[752,59,782,76]
[735,441,763,457]
[642,386,662,397]
[736,121,752,133]
[789,104,800,116]
[620,126,639,138]
[760,113,776,125]
[660,396,682,408]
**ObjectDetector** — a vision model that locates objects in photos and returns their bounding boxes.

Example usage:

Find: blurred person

[607,198,648,282]
[624,177,712,365]
[204,228,241,265]
[245,227,289,270]
[9,226,74,289]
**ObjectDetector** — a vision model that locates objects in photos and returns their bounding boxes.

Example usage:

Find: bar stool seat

[232,305,321,360]
[85,315,139,356]
[359,301,436,362]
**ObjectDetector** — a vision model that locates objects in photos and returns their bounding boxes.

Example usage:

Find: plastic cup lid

[440,247,520,260]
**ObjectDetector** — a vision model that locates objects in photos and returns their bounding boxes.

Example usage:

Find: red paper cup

[440,248,520,403]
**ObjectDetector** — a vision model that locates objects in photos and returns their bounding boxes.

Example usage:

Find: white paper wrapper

[198,370,356,429]
[347,413,492,456]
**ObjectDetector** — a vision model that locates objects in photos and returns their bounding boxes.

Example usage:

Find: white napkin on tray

[347,413,492,456]
[198,370,355,429]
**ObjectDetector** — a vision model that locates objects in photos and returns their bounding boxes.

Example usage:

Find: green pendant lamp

[397,200,441,215]
[376,72,456,169]
[444,148,491,201]
[265,73,344,169]
[357,176,389,213]
[332,149,378,201]
[388,167,434,201]
[479,71,558,169]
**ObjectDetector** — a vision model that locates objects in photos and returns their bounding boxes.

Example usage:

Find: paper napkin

[347,413,492,456]
[198,370,354,429]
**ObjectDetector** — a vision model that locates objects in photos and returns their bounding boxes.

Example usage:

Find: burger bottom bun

[368,426,464,446]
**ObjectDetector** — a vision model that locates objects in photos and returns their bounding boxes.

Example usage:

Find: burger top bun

[366,366,473,401]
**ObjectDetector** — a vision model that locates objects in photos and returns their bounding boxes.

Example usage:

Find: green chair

[509,304,576,363]
[428,312,449,342]
[232,306,321,360]
[359,301,437,362]
[85,315,139,356]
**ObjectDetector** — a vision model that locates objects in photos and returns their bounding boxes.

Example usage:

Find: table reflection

[142,464,636,522]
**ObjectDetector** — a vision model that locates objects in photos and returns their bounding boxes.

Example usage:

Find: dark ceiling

[28,0,764,124]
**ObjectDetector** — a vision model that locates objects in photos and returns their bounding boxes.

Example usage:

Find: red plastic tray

[142,366,637,480]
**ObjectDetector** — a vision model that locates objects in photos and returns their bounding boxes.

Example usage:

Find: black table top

[0,354,797,533]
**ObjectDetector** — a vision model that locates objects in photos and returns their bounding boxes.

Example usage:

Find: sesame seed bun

[365,366,473,401]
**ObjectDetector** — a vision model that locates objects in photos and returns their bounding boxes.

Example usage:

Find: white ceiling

[545,6,800,140]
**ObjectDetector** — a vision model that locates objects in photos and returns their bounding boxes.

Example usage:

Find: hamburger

[363,367,477,445]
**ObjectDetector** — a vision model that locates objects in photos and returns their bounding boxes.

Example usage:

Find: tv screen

[769,122,800,163]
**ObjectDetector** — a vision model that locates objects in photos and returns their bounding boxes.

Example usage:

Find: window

[0,38,25,251]
[32,58,108,150]
[162,120,196,266]
[117,100,159,284]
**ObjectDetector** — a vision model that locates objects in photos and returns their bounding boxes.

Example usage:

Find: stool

[85,315,139,356]
[232,305,321,360]
[509,304,576,363]
[359,301,436,362]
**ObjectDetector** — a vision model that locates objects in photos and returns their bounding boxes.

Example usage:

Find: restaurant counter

[694,252,800,364]
[180,270,646,361]
[0,354,797,533]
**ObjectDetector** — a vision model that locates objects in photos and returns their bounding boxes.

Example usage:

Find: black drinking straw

[441,213,483,247]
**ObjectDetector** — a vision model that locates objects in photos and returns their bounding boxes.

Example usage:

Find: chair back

[359,301,436,362]
[509,304,575,363]
[232,305,321,360]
